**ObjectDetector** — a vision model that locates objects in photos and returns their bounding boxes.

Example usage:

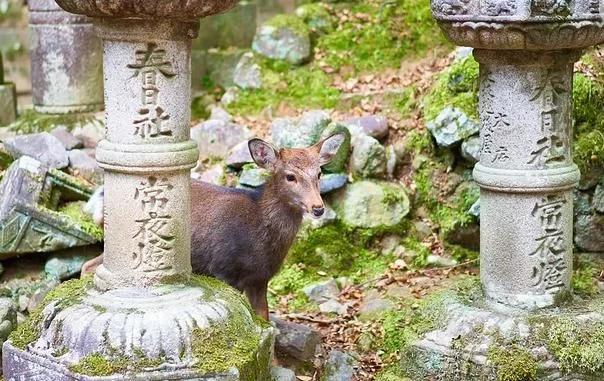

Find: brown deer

[81,133,345,320]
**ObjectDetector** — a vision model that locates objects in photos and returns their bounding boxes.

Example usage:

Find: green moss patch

[487,343,538,381]
[57,201,104,241]
[9,276,93,350]
[266,14,310,37]
[8,109,98,134]
[69,353,163,376]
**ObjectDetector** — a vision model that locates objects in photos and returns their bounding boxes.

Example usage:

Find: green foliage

[227,62,341,116]
[572,256,600,298]
[572,73,604,174]
[8,109,98,134]
[266,14,310,37]
[487,344,538,381]
[57,201,104,241]
[423,55,479,122]
[315,0,449,73]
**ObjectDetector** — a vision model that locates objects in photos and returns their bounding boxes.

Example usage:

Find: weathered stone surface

[191,119,253,161]
[50,126,83,150]
[271,110,331,149]
[28,0,103,113]
[320,173,348,194]
[303,279,339,304]
[72,119,104,148]
[45,246,103,280]
[4,132,69,169]
[426,106,479,148]
[234,52,262,90]
[346,115,389,140]
[226,140,253,168]
[332,181,410,229]
[461,134,481,163]
[0,297,16,344]
[593,183,604,214]
[252,15,311,65]
[209,106,232,123]
[272,315,321,363]
[350,134,386,178]
[271,366,297,381]
[68,149,103,183]
[358,297,394,321]
[295,3,334,36]
[0,83,17,126]
[319,299,348,315]
[320,123,351,173]
[195,163,225,186]
[385,144,398,178]
[427,254,458,268]
[26,277,60,312]
[575,214,604,252]
[323,351,357,381]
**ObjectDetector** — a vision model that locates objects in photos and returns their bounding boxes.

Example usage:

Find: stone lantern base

[401,284,604,380]
[3,277,274,380]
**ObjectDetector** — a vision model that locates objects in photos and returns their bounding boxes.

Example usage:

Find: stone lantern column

[28,0,103,113]
[399,2,604,379]
[432,0,604,309]
[3,1,273,380]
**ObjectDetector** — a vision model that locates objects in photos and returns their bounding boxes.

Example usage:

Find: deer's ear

[317,133,346,166]
[249,139,279,169]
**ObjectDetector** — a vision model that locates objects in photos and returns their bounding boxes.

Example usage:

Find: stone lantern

[3,1,273,380]
[400,1,604,379]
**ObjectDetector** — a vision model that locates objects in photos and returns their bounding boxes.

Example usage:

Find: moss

[423,55,479,122]
[572,256,600,298]
[9,277,93,350]
[56,201,104,241]
[382,184,406,206]
[8,109,97,134]
[374,366,409,381]
[268,263,318,311]
[69,352,163,376]
[536,316,604,374]
[295,3,334,36]
[265,14,310,37]
[227,62,341,116]
[314,0,449,73]
[572,73,604,174]
[487,343,538,381]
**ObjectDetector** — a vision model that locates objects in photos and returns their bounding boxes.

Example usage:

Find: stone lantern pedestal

[3,1,273,380]
[401,1,604,379]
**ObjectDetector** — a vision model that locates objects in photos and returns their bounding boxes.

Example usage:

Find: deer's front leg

[81,254,103,276]
[245,283,269,320]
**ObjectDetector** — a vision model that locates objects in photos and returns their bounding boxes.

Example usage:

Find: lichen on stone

[487,342,538,381]
[8,109,97,134]
[56,201,104,240]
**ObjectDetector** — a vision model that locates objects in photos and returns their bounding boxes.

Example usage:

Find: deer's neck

[257,178,304,257]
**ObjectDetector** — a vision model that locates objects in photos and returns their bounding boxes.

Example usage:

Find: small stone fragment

[271,315,321,363]
[4,132,69,169]
[323,350,357,381]
[461,134,481,163]
[320,173,348,194]
[426,254,458,268]
[72,120,104,149]
[68,149,103,183]
[226,140,253,169]
[233,52,262,90]
[252,15,311,65]
[50,126,82,150]
[191,119,253,161]
[319,299,348,315]
[238,165,269,187]
[270,366,297,381]
[303,279,340,304]
[346,115,389,140]
[427,106,479,148]
[350,134,387,178]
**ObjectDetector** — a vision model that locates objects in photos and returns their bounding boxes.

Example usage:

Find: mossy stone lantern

[2,1,274,379]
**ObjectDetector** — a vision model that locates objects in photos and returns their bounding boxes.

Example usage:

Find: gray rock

[4,132,69,169]
[468,199,480,217]
[358,297,394,320]
[380,234,402,255]
[426,254,458,268]
[72,120,104,149]
[68,149,103,183]
[303,279,339,304]
[221,86,240,105]
[0,297,16,342]
[45,246,103,280]
[454,46,474,62]
[461,134,481,163]
[50,126,82,150]
[575,214,604,252]
[239,165,269,187]
[271,315,321,363]
[427,106,479,148]
[271,110,331,149]
[593,184,604,214]
[319,299,348,315]
[233,52,262,90]
[385,144,398,178]
[345,115,389,140]
[209,106,232,123]
[196,164,225,186]
[574,190,592,216]
[191,119,253,161]
[252,16,311,65]
[319,123,351,173]
[350,134,387,178]
[225,140,253,168]
[270,366,296,381]
[320,173,348,194]
[332,181,410,229]
[323,350,357,381]
[444,223,480,251]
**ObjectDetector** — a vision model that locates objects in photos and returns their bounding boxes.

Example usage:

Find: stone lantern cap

[54,0,238,20]
[431,0,604,49]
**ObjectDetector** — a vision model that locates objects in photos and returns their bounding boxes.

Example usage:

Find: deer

[81,133,346,320]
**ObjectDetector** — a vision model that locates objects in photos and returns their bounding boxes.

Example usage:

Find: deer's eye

[286,174,296,182]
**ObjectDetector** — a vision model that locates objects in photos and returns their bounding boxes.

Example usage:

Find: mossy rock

[252,15,311,65]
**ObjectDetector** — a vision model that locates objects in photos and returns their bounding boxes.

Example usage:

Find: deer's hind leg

[245,282,269,320]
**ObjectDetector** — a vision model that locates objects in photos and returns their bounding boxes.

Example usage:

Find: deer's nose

[312,206,324,217]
